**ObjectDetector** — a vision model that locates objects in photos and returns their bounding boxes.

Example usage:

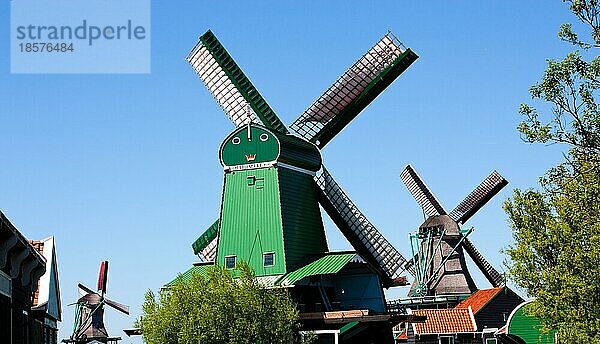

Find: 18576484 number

[19,42,74,53]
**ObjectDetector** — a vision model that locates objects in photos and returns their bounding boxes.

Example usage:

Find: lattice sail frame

[188,41,259,127]
[316,168,409,282]
[401,165,447,218]
[462,237,504,286]
[290,33,408,145]
[448,170,509,224]
[200,237,218,262]
[187,30,288,133]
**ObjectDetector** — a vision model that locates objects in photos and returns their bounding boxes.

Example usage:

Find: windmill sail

[199,237,218,262]
[462,237,504,287]
[77,283,96,296]
[188,30,288,133]
[105,298,130,315]
[97,261,108,294]
[448,171,508,224]
[290,32,418,148]
[400,165,447,218]
[192,219,220,262]
[315,168,408,285]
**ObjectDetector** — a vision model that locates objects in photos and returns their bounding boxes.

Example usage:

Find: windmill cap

[220,124,321,172]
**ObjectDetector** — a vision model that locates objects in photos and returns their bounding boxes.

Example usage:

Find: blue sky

[0,1,578,342]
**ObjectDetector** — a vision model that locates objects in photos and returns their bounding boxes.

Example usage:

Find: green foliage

[505,158,600,342]
[519,0,600,154]
[558,0,600,49]
[507,1,600,342]
[517,52,600,151]
[138,262,308,344]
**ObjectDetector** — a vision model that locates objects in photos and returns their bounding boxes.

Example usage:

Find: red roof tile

[412,308,476,335]
[455,287,503,314]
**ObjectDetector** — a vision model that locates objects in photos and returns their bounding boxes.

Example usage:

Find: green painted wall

[216,124,327,276]
[279,167,327,271]
[508,302,556,344]
[216,166,329,276]
[217,167,286,276]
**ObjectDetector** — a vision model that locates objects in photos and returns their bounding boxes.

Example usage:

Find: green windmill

[175,31,419,338]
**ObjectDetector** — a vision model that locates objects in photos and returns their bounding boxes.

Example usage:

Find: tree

[138,262,309,344]
[505,1,600,342]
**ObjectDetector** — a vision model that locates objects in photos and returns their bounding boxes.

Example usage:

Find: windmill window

[225,256,236,269]
[259,133,269,142]
[247,176,265,189]
[263,252,275,267]
[232,137,241,145]
[439,336,454,344]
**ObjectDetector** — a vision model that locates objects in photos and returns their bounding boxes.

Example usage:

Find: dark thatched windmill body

[400,165,508,298]
[62,261,129,344]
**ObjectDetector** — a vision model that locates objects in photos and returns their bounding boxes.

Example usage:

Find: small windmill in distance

[400,165,508,297]
[62,261,129,344]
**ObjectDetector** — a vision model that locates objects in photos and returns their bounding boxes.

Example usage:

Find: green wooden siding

[508,302,556,344]
[279,167,328,271]
[217,167,287,276]
[215,125,325,278]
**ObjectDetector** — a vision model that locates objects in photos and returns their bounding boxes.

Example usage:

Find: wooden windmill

[63,261,129,344]
[188,30,418,288]
[177,30,427,342]
[400,165,507,297]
